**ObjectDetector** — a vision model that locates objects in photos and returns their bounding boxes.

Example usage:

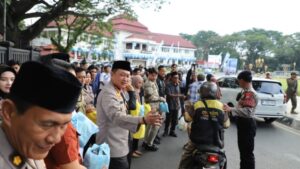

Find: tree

[0,0,168,48]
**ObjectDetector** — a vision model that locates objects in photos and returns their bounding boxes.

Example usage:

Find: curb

[277,115,300,130]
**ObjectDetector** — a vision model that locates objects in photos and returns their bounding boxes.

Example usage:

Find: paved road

[131,121,300,169]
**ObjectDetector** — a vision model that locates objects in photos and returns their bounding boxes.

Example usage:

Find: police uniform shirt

[96,81,142,158]
[0,128,46,169]
[231,87,258,118]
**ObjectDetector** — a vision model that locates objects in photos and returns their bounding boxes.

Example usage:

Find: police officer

[178,82,230,169]
[223,70,257,169]
[96,61,162,169]
[0,61,82,169]
[286,72,298,114]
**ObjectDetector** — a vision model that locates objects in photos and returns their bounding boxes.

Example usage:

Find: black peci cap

[112,60,131,72]
[10,61,82,114]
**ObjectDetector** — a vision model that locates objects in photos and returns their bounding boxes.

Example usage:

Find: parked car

[217,76,287,124]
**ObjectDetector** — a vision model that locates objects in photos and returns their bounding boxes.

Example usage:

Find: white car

[217,76,287,124]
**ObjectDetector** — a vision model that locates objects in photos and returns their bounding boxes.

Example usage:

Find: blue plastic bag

[159,102,169,113]
[139,105,145,116]
[84,143,110,169]
[71,112,99,147]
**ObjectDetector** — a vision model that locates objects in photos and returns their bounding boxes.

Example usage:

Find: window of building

[135,43,140,50]
[162,47,170,52]
[126,43,133,49]
[142,44,147,51]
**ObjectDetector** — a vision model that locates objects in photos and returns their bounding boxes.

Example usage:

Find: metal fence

[0,45,40,64]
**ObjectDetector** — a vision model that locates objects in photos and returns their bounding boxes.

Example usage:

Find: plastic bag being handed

[84,143,110,169]
[178,116,187,131]
[71,112,99,147]
[159,102,169,113]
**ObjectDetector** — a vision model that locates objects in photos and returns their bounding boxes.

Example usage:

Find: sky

[134,0,300,36]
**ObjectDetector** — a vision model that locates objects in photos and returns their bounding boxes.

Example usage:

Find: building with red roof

[31,15,196,66]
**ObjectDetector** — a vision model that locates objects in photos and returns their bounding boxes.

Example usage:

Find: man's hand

[144,111,163,126]
[223,104,232,113]
[126,84,135,92]
[160,97,166,102]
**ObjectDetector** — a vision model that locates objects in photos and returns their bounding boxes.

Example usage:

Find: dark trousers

[165,109,179,133]
[237,117,256,169]
[132,139,139,152]
[287,94,297,111]
[109,155,129,169]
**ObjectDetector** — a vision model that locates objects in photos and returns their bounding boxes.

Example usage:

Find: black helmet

[200,82,218,99]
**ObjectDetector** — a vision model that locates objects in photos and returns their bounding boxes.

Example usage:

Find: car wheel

[264,118,277,124]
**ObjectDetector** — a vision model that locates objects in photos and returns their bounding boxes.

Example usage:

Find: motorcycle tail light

[207,154,219,163]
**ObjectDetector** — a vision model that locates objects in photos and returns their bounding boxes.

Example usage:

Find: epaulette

[9,151,25,168]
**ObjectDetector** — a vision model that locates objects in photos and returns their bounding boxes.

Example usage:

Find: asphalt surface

[131,120,300,169]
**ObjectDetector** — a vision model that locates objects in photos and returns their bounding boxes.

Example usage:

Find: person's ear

[1,99,18,127]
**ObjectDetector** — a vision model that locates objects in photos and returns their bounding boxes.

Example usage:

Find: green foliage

[0,0,169,48]
[181,28,300,71]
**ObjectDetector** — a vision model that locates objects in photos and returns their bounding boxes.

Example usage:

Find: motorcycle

[191,145,227,169]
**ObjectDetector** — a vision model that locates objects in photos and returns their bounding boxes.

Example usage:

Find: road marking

[274,122,300,137]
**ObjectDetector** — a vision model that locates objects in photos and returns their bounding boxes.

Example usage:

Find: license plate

[261,100,276,106]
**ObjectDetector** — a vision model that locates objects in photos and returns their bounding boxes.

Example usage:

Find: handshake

[223,104,232,113]
[142,109,163,126]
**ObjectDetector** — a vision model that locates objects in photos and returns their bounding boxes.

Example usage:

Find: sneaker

[169,132,177,137]
[144,144,159,151]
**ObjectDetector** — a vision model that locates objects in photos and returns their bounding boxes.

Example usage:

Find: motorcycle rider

[178,81,230,169]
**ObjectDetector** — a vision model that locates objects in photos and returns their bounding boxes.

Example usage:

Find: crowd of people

[0,53,298,169]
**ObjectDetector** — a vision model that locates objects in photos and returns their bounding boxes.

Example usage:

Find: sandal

[132,152,141,158]
[134,151,143,156]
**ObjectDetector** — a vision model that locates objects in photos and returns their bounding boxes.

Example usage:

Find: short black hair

[8,95,33,114]
[206,74,213,81]
[237,70,252,82]
[170,71,179,77]
[291,72,297,75]
[88,65,98,71]
[158,65,165,70]
[147,67,158,74]
[171,64,177,68]
[75,67,85,74]
[7,59,20,66]
[133,68,141,74]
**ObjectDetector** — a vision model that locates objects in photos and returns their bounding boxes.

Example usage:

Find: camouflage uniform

[143,79,165,146]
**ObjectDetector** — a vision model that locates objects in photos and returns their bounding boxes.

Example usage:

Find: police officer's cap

[237,70,252,82]
[112,60,131,72]
[10,61,82,114]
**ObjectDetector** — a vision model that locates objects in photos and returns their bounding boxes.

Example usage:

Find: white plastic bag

[178,116,187,131]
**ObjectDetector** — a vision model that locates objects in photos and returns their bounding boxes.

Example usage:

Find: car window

[223,78,239,88]
[252,81,283,94]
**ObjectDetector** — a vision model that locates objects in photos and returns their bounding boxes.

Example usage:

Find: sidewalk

[277,96,300,130]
